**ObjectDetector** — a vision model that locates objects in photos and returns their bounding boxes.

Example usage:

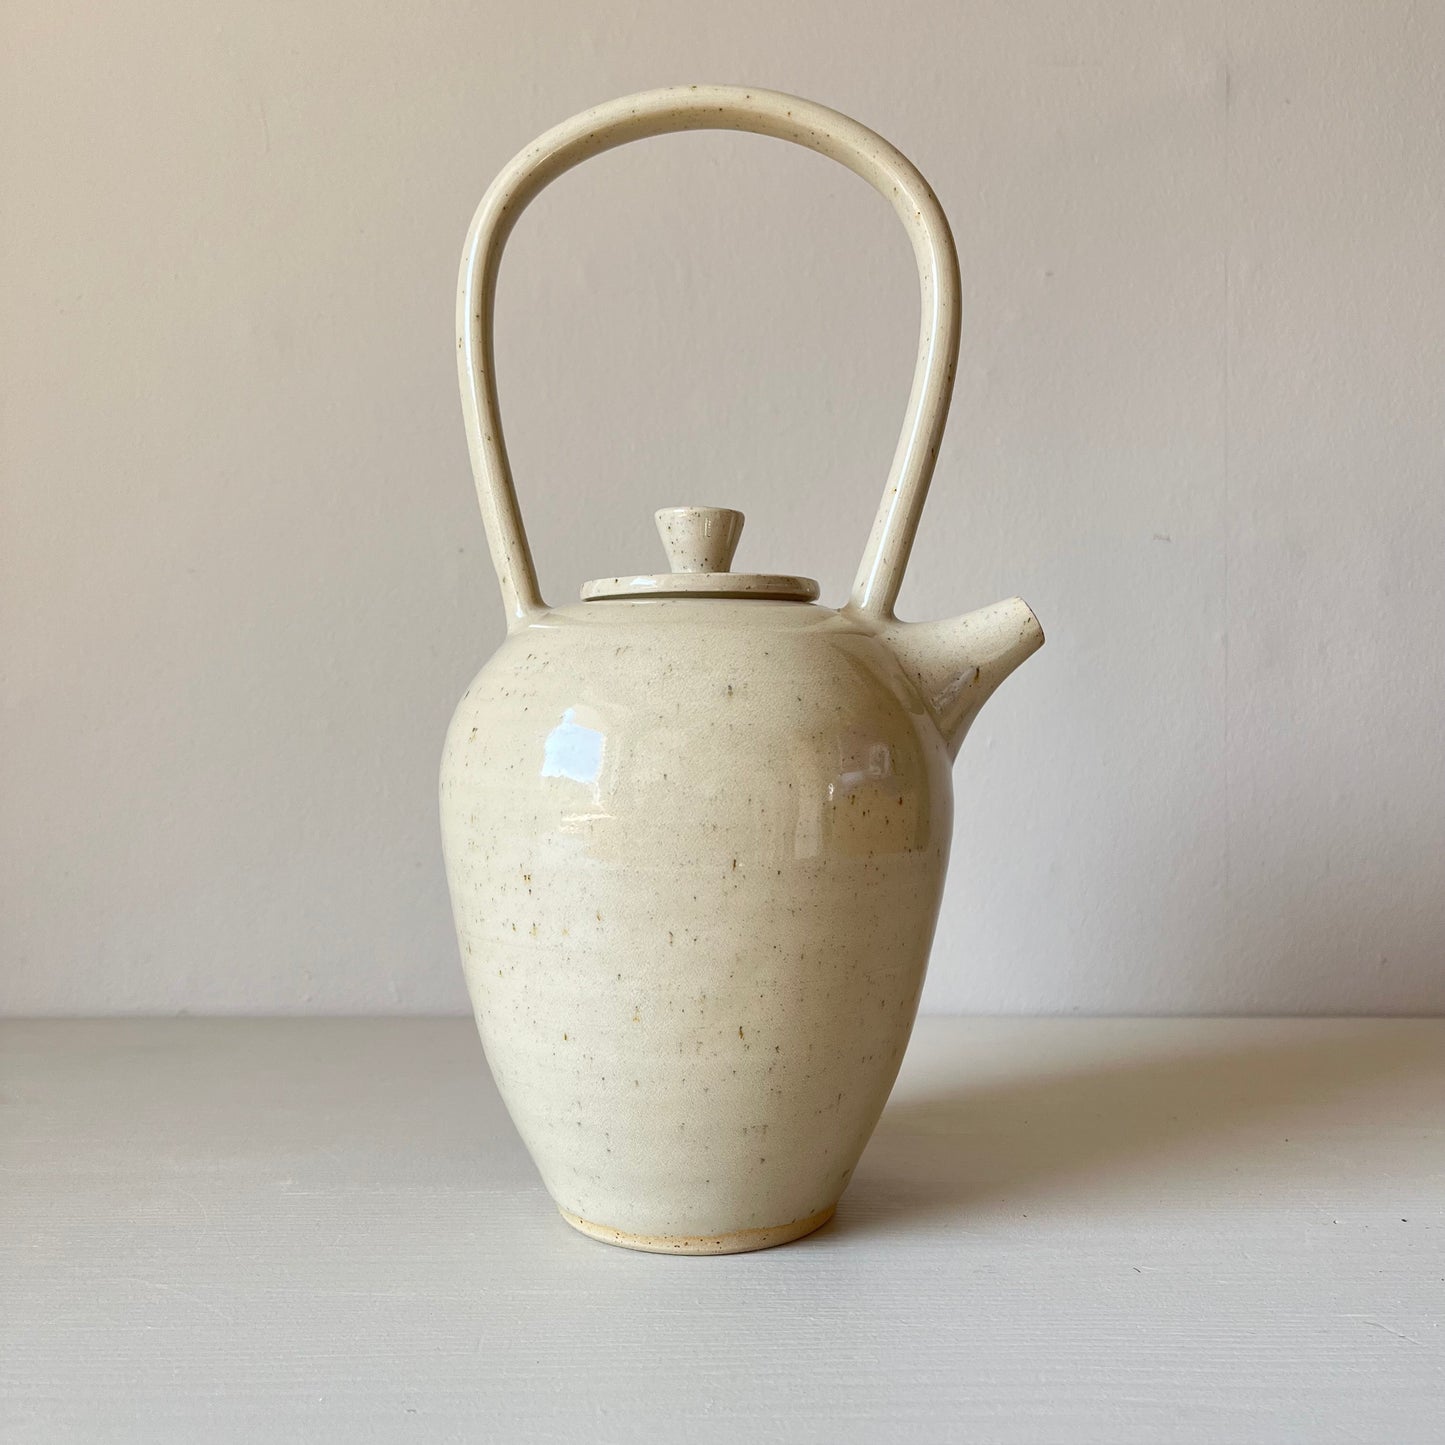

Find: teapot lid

[581,507,819,602]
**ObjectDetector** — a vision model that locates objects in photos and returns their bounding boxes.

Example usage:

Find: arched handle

[457,84,961,630]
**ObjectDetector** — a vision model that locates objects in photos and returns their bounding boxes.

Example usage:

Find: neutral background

[3,0,1441,1015]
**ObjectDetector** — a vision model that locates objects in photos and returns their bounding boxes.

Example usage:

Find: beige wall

[3,1,1442,1013]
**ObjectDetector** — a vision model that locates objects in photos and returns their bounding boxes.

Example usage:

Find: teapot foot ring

[558,1203,836,1255]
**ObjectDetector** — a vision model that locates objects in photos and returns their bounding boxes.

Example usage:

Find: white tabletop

[4,1017,1443,1443]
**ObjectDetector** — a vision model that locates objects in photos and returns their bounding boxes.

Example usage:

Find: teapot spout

[878,597,1044,756]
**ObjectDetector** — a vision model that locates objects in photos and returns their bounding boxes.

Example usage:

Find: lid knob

[655,507,743,573]
[579,503,817,601]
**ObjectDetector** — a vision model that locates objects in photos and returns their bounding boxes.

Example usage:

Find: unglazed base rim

[558,1204,836,1255]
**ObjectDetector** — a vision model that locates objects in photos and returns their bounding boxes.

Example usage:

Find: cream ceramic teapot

[442,85,1043,1253]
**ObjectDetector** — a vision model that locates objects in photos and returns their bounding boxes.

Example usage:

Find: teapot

[442,85,1043,1253]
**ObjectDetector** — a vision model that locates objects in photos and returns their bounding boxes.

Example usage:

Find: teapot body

[441,599,954,1252]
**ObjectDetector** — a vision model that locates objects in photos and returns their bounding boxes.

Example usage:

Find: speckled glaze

[444,86,1044,1253]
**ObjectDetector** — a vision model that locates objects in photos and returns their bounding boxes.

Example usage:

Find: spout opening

[1012,596,1045,650]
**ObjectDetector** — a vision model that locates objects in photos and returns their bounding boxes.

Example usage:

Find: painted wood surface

[5,1018,1443,1442]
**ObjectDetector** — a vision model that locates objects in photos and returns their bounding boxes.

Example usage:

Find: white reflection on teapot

[542,707,604,789]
